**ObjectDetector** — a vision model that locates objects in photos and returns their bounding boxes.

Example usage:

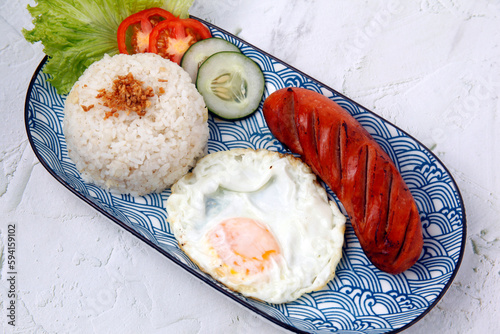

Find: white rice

[63,53,209,196]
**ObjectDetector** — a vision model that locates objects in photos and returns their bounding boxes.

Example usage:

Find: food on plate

[262,87,423,275]
[118,7,211,65]
[23,0,195,94]
[94,72,155,119]
[181,38,264,120]
[166,148,346,304]
[63,53,208,196]
[147,16,212,64]
[117,7,176,54]
[181,37,241,82]
[196,52,265,120]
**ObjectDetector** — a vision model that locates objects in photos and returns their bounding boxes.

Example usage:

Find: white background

[1,0,499,333]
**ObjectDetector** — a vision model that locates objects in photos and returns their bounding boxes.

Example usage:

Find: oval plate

[24,18,466,334]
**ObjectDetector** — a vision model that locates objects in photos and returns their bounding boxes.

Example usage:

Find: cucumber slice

[196,52,265,120]
[181,38,241,82]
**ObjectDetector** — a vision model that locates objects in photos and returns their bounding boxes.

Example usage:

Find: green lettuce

[23,0,194,94]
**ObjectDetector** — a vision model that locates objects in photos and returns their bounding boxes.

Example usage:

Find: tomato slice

[117,8,176,54]
[149,18,212,65]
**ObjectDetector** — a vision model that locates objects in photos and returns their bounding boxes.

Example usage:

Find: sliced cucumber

[181,38,241,82]
[196,52,265,120]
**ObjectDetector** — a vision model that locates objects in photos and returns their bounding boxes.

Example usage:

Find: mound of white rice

[63,53,209,196]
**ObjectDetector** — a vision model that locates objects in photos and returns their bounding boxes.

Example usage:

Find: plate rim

[23,17,467,334]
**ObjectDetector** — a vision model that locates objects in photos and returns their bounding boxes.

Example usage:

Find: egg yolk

[208,218,281,276]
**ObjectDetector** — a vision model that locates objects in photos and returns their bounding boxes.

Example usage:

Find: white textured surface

[1,0,499,333]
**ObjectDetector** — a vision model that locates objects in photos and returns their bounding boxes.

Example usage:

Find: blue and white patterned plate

[24,18,466,334]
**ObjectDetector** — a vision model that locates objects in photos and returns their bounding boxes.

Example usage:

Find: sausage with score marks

[263,87,423,275]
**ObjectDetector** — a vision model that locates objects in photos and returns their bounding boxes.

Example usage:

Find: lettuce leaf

[23,0,194,94]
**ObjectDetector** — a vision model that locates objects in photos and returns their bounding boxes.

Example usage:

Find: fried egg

[166,148,345,303]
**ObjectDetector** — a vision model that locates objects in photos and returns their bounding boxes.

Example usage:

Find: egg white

[166,148,345,303]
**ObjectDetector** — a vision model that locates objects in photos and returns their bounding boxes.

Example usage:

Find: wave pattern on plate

[26,24,465,334]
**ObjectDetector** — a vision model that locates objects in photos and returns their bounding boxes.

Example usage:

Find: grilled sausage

[263,87,423,274]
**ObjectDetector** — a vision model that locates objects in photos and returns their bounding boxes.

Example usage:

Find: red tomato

[117,8,175,54]
[149,18,212,64]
